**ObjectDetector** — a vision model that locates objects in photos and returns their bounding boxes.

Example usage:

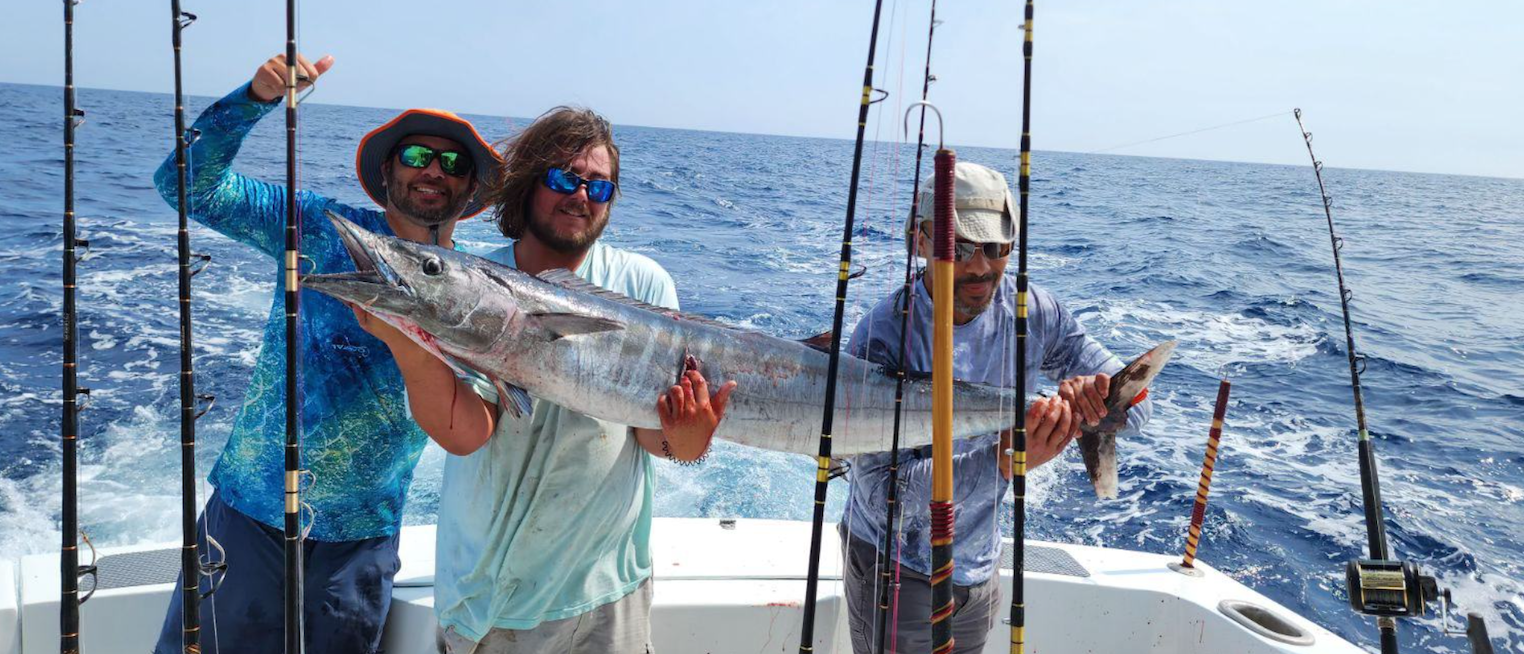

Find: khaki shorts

[437,579,655,654]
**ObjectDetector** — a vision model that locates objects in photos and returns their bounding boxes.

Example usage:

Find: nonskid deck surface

[3,518,1359,653]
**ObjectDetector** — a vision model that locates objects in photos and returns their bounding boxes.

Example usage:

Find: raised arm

[152,54,334,259]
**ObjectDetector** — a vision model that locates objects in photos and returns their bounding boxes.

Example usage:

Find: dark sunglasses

[396,144,473,177]
[920,226,1014,261]
[544,167,617,203]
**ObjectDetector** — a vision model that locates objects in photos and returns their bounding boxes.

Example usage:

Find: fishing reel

[1346,559,1497,654]
[1344,559,1438,618]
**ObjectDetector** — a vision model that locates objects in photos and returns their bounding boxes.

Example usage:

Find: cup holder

[1218,600,1316,646]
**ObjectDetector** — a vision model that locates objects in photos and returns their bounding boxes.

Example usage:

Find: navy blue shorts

[153,490,402,654]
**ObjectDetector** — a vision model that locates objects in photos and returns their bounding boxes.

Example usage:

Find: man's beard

[386,171,471,228]
[953,272,1000,317]
[526,208,610,254]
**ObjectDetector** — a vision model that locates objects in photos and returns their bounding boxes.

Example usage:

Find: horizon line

[4,80,1519,183]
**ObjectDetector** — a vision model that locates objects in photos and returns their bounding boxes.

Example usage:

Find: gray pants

[437,580,654,654]
[841,526,1000,654]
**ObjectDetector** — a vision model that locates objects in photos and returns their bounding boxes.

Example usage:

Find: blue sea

[1,82,1520,653]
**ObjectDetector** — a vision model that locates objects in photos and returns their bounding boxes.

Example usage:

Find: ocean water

[0,82,1521,653]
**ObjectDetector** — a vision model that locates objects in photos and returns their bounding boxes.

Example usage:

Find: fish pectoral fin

[437,352,474,378]
[492,377,534,419]
[527,312,626,339]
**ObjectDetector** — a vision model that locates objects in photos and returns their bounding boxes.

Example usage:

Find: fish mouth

[300,210,410,306]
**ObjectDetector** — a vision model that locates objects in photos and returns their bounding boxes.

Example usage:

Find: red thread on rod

[933,150,956,261]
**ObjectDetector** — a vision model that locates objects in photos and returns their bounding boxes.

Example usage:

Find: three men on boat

[149,53,499,654]
[839,161,1153,653]
[153,53,1147,654]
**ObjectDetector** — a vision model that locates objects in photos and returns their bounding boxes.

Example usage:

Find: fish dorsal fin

[534,267,760,334]
[800,330,835,353]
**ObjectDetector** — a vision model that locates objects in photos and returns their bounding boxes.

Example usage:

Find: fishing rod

[928,144,958,654]
[282,0,306,650]
[872,4,940,652]
[1008,1,1035,652]
[1293,109,1495,654]
[797,0,888,651]
[60,0,97,651]
[169,3,224,652]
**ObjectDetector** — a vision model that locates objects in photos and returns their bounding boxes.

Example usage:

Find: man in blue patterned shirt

[840,161,1153,653]
[150,53,499,654]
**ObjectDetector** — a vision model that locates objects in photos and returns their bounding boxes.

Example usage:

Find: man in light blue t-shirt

[353,107,735,653]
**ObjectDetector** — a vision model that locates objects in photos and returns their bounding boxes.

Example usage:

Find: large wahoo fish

[304,213,1172,494]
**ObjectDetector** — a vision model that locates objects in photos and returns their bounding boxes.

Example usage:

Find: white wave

[1091,298,1322,374]
[1427,568,1523,649]
[0,474,56,562]
[199,273,273,319]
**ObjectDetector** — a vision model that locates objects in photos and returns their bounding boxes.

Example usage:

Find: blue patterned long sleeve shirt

[153,83,429,542]
[842,275,1152,586]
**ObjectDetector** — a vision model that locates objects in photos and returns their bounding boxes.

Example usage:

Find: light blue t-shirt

[434,241,678,639]
[843,274,1152,586]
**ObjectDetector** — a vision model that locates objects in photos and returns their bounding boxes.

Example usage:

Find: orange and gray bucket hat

[354,109,500,219]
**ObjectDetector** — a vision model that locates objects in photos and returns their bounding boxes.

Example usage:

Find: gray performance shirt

[843,273,1151,586]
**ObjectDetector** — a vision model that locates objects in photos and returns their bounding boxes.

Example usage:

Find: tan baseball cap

[906,161,1018,250]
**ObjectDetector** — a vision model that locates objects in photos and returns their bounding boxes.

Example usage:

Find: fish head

[303,211,523,357]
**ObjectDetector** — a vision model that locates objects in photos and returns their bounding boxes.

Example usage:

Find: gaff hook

[903,101,945,151]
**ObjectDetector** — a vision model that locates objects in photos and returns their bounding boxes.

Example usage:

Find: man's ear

[380,159,391,186]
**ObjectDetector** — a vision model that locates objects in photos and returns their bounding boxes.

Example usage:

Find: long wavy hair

[488,106,621,239]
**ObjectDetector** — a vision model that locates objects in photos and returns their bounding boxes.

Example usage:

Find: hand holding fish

[647,370,737,462]
[348,301,398,342]
[1000,395,1078,480]
[1059,372,1111,427]
[346,301,496,454]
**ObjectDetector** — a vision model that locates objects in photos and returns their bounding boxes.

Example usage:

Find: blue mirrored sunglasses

[543,167,616,203]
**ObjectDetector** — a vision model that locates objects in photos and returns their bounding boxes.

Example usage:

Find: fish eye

[422,257,444,276]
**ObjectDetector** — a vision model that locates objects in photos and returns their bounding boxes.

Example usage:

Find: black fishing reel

[1345,559,1438,618]
[1346,559,1497,654]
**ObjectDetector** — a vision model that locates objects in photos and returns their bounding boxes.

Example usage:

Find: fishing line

[796,0,889,650]
[1088,110,1290,155]
[843,0,902,454]
[838,3,921,648]
[835,0,912,637]
[847,0,910,459]
[870,1,940,650]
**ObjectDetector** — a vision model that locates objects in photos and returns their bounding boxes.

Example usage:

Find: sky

[5,1,1521,179]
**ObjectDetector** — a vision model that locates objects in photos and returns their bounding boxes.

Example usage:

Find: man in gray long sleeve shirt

[840,162,1152,653]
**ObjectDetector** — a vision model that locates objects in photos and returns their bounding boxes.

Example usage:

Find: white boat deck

[3,518,1359,653]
